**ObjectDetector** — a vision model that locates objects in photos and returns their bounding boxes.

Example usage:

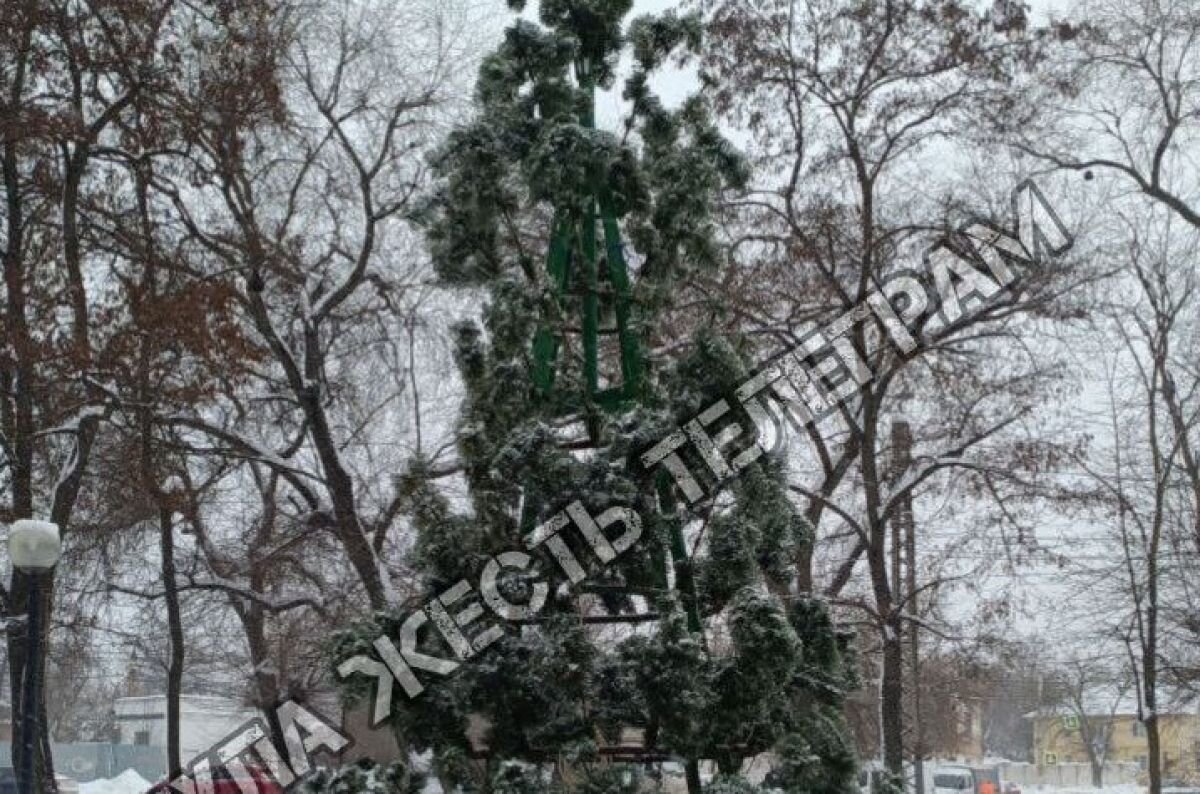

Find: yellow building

[1031,709,1200,782]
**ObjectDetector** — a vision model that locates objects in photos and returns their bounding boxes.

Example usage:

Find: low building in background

[1030,702,1200,782]
[113,694,260,768]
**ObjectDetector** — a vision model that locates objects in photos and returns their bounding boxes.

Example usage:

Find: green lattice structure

[530,80,644,412]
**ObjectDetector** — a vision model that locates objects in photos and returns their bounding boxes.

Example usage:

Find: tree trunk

[796,544,813,593]
[161,508,185,779]
[896,417,923,794]
[880,616,905,781]
[241,605,287,756]
[865,410,905,784]
[1144,455,1162,794]
[1146,715,1162,794]
[302,386,389,611]
[685,759,703,794]
[1144,595,1161,794]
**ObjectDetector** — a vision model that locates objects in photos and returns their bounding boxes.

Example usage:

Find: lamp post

[9,520,62,794]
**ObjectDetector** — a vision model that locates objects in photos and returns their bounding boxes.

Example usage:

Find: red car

[148,764,285,793]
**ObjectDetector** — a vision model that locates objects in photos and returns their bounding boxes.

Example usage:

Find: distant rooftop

[113,693,257,714]
[1025,689,1199,719]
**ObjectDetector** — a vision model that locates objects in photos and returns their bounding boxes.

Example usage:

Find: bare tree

[1069,214,1200,794]
[0,0,182,786]
[143,0,464,612]
[1049,657,1131,787]
[1008,0,1200,230]
[697,0,1088,783]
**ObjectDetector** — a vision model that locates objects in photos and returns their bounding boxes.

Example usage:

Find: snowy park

[2,0,1200,792]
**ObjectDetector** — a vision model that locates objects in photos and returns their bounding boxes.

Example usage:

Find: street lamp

[9,520,61,794]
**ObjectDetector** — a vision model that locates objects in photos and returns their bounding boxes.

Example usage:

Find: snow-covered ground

[68,769,1150,794]
[78,770,152,794]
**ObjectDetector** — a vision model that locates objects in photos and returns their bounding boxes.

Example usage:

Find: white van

[933,766,975,794]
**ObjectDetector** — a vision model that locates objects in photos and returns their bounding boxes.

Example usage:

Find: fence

[995,760,1142,788]
[0,743,165,783]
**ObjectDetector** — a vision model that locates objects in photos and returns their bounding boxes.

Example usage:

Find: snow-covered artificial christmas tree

[328,1,861,792]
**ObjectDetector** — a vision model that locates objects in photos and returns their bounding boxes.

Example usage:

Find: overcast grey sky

[588,0,1078,127]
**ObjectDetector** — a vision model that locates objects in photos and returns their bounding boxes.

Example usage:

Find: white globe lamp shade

[9,520,62,572]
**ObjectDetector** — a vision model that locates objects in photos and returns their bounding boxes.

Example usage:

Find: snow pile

[79,769,152,794]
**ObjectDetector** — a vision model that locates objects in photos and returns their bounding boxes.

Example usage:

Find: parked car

[1003,781,1021,794]
[148,764,284,794]
[933,766,975,794]
[1160,779,1200,794]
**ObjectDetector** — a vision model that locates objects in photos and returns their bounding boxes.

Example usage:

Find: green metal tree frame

[526,59,705,646]
[529,68,643,411]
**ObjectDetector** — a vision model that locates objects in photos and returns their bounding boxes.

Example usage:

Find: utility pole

[892,419,923,794]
